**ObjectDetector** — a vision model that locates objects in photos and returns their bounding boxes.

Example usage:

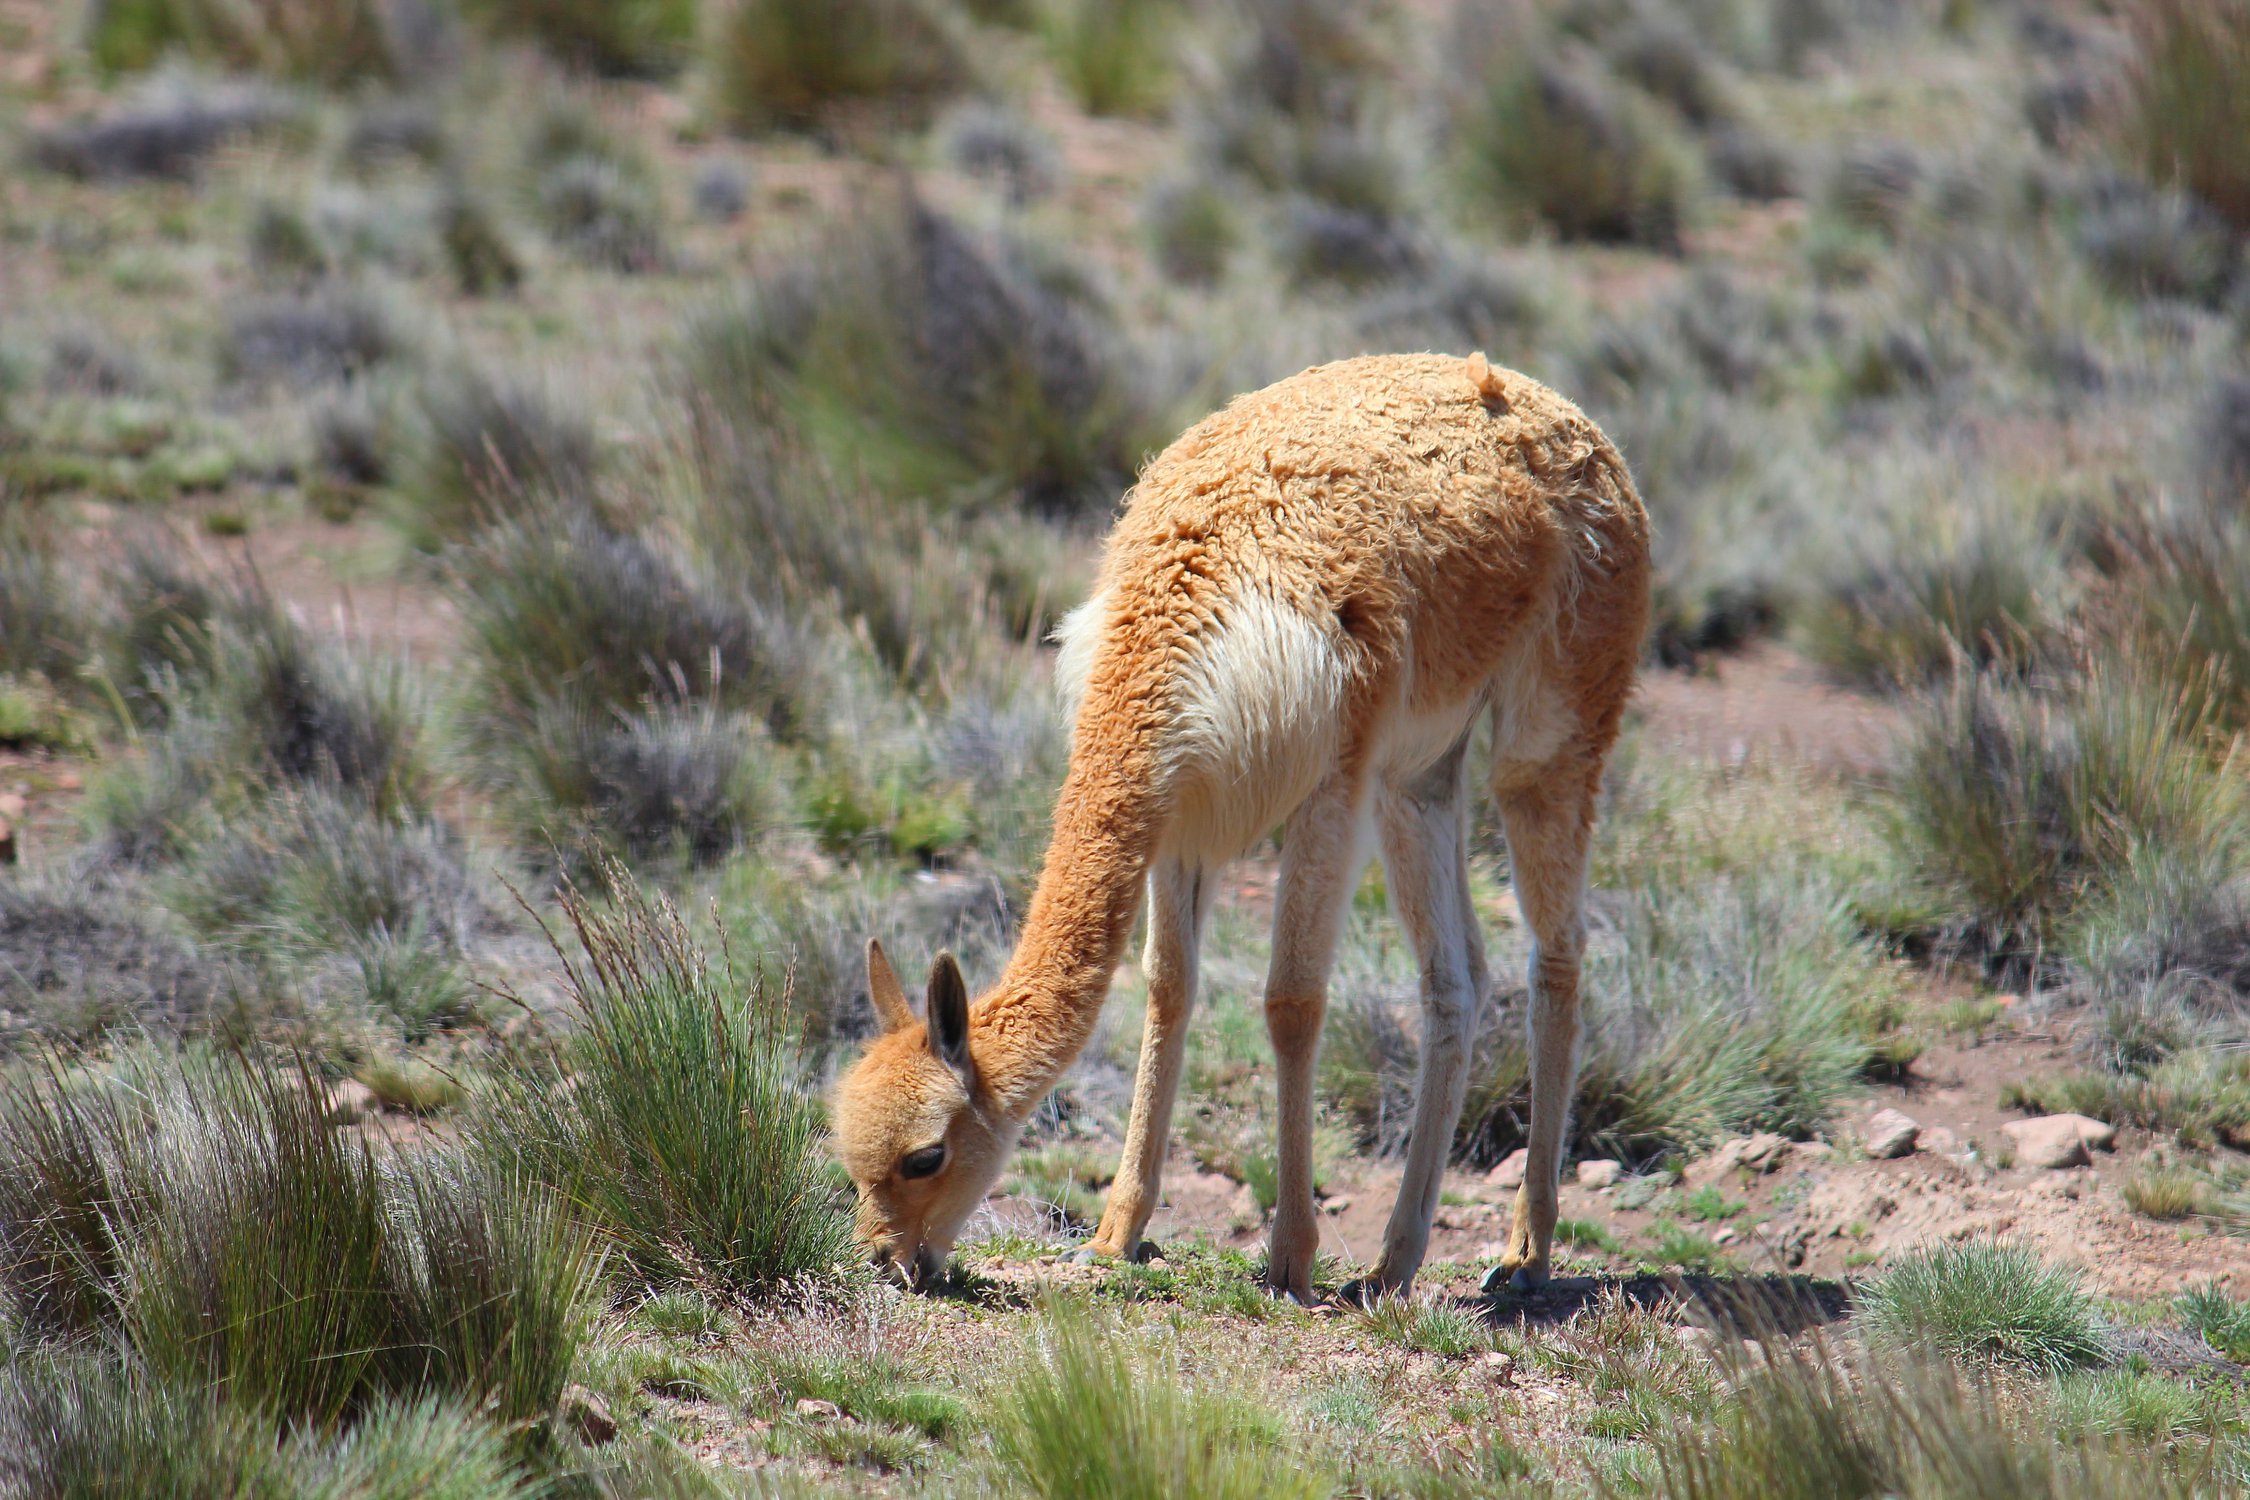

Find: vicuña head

[831,940,1017,1287]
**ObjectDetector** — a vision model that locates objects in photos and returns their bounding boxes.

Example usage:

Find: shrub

[2196,377,2250,509]
[436,191,524,296]
[29,75,293,179]
[454,510,799,758]
[941,104,1060,207]
[1858,1240,2108,1374]
[478,868,853,1294]
[499,698,783,868]
[458,0,697,76]
[83,0,403,82]
[1643,1338,2199,1500]
[1042,0,1176,118]
[2111,0,2250,232]
[1705,126,1796,201]
[1459,56,1693,250]
[1608,15,1732,127]
[403,364,598,546]
[203,613,426,811]
[1888,667,2239,954]
[1328,871,1900,1165]
[47,326,149,396]
[711,0,969,132]
[220,286,400,386]
[533,154,667,273]
[1275,198,1424,288]
[1143,173,1239,285]
[692,158,753,222]
[993,1301,1330,1500]
[247,197,327,280]
[342,101,450,171]
[0,522,88,688]
[2075,181,2240,305]
[1802,505,2060,687]
[0,875,243,1048]
[1824,144,1922,236]
[680,192,1149,514]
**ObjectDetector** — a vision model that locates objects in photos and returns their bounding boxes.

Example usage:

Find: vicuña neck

[972,748,1161,1119]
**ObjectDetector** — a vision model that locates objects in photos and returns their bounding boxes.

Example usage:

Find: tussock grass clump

[0,521,89,690]
[29,74,294,179]
[2122,1163,2207,1219]
[522,115,668,274]
[711,0,969,132]
[0,1054,599,1434]
[2075,181,2240,306]
[1858,1240,2108,1374]
[436,191,525,296]
[683,193,1149,515]
[2111,0,2250,232]
[47,325,149,396]
[942,104,1060,207]
[459,0,697,76]
[1358,1293,1491,1358]
[995,1301,1330,1500]
[2178,1281,2250,1362]
[220,286,401,386]
[405,363,598,546]
[1143,173,1240,285]
[1459,55,1694,250]
[2196,377,2250,509]
[1888,667,2239,955]
[479,870,852,1294]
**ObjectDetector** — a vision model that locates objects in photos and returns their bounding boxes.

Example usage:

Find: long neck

[972,729,1164,1120]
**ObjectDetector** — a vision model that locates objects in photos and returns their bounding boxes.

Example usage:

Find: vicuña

[833,351,1650,1302]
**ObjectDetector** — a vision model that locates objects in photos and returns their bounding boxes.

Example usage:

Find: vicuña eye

[899,1144,947,1180]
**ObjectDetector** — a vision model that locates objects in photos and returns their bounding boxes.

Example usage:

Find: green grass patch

[1858,1240,2108,1374]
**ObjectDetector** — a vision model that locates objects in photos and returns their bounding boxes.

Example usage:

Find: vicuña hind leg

[1487,768,1595,1296]
[1262,775,1369,1303]
[1341,736,1485,1305]
[1088,859,1210,1260]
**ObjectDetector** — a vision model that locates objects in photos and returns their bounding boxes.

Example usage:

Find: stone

[1713,1227,1738,1245]
[2002,1114,2111,1170]
[324,1079,379,1124]
[794,1398,843,1421]
[0,793,26,821]
[562,1385,616,1446]
[1481,1350,1515,1378]
[1322,1196,1352,1216]
[1576,1159,1621,1189]
[1920,1126,1960,1158]
[1687,1133,1790,1186]
[1791,1141,1836,1166]
[1486,1148,1529,1190]
[1864,1108,1919,1159]
[50,771,80,792]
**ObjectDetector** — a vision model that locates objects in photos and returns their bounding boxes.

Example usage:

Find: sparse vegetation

[6,0,2250,1490]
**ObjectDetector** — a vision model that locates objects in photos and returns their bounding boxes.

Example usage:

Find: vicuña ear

[925,952,971,1077]
[866,939,915,1035]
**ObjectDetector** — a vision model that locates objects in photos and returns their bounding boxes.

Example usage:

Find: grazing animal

[832,352,1650,1300]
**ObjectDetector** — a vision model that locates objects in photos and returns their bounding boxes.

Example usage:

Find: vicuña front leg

[1489,773,1593,1296]
[1088,860,1208,1261]
[1262,778,1368,1303]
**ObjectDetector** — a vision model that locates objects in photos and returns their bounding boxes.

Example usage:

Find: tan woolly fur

[833,351,1651,1301]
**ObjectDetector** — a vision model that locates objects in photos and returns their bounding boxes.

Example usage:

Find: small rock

[1864,1108,1919,1159]
[1614,1174,1666,1211]
[1921,1126,1960,1158]
[1791,1141,1835,1165]
[324,1079,379,1124]
[1576,1159,1621,1189]
[0,793,26,821]
[1486,1148,1529,1190]
[1481,1350,1514,1371]
[794,1398,843,1421]
[1322,1196,1352,1216]
[2003,1114,2107,1170]
[1688,1132,1791,1186]
[562,1385,616,1446]
[50,771,81,791]
[1678,1325,1717,1353]
[1713,1227,1738,1245]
